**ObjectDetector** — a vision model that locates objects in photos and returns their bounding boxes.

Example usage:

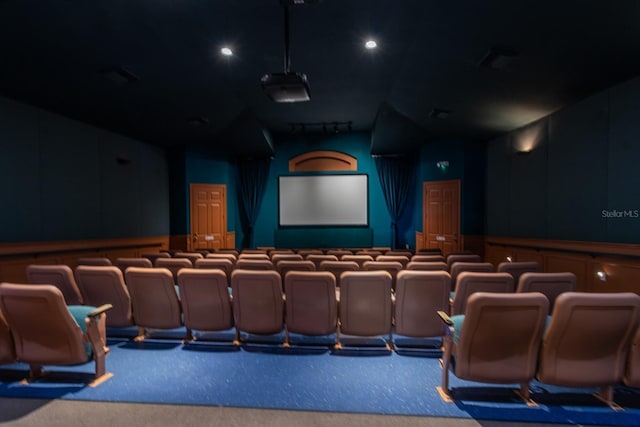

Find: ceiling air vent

[478,47,518,70]
[100,65,139,85]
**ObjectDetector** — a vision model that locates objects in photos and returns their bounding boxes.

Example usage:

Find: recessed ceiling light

[220,47,233,56]
[365,40,377,49]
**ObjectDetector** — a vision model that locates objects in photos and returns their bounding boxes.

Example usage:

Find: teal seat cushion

[451,314,465,344]
[68,305,96,358]
[450,314,551,345]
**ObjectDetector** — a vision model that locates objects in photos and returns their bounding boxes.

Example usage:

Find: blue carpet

[1,329,639,426]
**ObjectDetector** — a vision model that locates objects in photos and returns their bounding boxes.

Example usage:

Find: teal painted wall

[177,133,487,250]
[485,76,640,243]
[248,132,391,249]
[0,96,169,243]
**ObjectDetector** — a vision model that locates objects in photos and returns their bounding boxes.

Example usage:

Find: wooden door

[190,184,227,251]
[423,180,461,256]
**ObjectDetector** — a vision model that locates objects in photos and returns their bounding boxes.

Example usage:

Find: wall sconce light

[436,161,449,171]
[506,256,513,263]
[596,270,607,282]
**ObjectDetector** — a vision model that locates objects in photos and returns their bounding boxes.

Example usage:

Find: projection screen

[278,175,368,226]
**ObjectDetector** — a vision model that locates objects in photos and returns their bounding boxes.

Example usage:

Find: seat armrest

[437,310,453,325]
[87,304,113,319]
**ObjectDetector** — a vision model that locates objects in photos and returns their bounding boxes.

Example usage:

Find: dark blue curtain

[237,157,271,248]
[374,155,415,249]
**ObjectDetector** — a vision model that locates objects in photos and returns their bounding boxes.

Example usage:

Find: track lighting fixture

[287,121,353,134]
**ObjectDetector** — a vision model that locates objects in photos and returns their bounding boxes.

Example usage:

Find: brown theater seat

[394,270,451,339]
[234,259,275,271]
[411,255,445,263]
[624,327,640,388]
[76,257,112,266]
[75,266,134,328]
[174,252,204,264]
[318,260,359,287]
[206,253,238,263]
[537,292,640,409]
[375,255,410,268]
[124,267,183,341]
[0,283,112,386]
[338,271,393,350]
[306,254,338,269]
[26,264,84,305]
[284,271,337,346]
[115,257,153,274]
[446,254,481,270]
[141,252,171,265]
[231,270,284,344]
[277,260,316,289]
[406,261,448,271]
[449,262,494,290]
[154,258,193,283]
[450,272,514,315]
[516,272,576,313]
[497,261,542,285]
[271,253,303,264]
[177,268,233,342]
[340,254,373,267]
[238,253,270,260]
[0,309,16,364]
[194,258,234,284]
[438,292,548,404]
[362,260,403,290]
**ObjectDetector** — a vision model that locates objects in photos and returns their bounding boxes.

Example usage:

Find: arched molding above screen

[288,150,357,172]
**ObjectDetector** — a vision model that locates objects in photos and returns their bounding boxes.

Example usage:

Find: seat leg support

[594,386,623,411]
[183,328,195,344]
[283,326,290,348]
[386,330,394,352]
[515,383,537,407]
[334,323,342,350]
[134,327,148,342]
[437,333,453,402]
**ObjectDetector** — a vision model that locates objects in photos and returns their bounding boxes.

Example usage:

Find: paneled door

[190,184,227,251]
[423,180,460,256]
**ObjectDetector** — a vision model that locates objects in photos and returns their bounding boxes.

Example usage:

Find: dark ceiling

[1,1,639,156]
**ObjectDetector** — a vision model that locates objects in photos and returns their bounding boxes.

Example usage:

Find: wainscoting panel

[486,236,640,293]
[0,236,169,282]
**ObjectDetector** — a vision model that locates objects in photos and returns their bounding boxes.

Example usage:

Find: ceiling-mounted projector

[262,1,311,103]
[261,72,310,103]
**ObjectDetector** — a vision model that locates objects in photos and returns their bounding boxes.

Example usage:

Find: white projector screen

[279,175,368,226]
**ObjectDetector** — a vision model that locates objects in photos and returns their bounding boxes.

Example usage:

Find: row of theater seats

[18,250,569,332]
[1,276,639,409]
[438,291,640,409]
[10,256,556,342]
[2,248,640,407]
[8,257,582,355]
[71,250,540,292]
